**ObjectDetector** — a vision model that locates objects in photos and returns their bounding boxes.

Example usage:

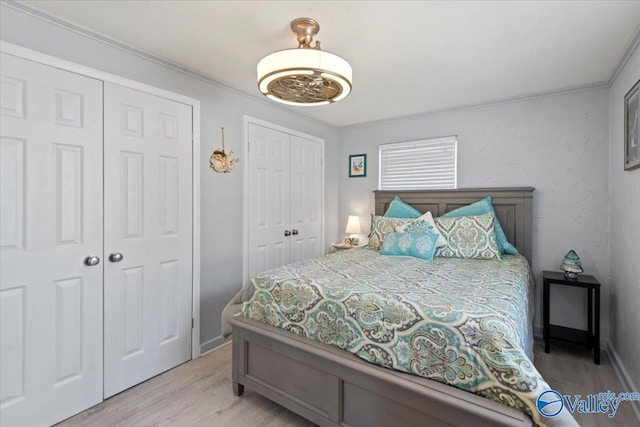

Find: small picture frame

[624,79,640,171]
[349,154,366,177]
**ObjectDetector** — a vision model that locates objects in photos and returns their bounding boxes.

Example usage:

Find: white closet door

[103,83,193,398]
[289,135,323,263]
[247,123,290,279]
[0,53,103,427]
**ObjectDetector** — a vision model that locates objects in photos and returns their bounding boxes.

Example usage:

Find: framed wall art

[349,154,366,177]
[624,79,639,171]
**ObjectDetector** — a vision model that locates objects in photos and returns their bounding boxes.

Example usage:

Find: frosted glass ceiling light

[257,18,352,106]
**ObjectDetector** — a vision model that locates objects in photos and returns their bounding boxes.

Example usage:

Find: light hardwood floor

[534,341,638,427]
[57,341,638,427]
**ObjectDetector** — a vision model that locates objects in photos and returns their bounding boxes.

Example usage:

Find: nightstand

[331,243,361,252]
[543,270,600,364]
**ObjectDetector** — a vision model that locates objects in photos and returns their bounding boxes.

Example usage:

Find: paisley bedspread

[240,248,577,427]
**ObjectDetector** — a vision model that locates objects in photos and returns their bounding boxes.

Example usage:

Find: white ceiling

[22,1,640,127]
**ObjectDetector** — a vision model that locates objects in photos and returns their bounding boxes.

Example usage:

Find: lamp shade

[345,215,361,234]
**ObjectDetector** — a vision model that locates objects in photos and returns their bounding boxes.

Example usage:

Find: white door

[247,123,290,279]
[0,53,104,427]
[103,83,193,397]
[289,135,323,263]
[247,122,323,280]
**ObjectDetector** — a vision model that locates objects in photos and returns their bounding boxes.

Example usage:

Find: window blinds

[379,136,457,190]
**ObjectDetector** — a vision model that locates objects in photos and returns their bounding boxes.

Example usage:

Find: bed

[227,188,574,427]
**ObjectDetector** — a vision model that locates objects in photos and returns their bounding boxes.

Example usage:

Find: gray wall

[0,3,340,352]
[608,43,640,392]
[3,3,638,395]
[338,88,611,340]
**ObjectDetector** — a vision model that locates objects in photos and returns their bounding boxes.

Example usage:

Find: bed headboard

[374,187,535,264]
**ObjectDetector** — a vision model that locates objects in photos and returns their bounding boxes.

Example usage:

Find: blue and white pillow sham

[441,196,518,255]
[379,232,439,261]
[435,213,502,260]
[367,215,413,251]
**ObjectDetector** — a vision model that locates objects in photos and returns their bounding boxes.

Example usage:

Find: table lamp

[345,215,361,246]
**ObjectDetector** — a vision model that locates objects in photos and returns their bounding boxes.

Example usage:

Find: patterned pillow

[379,232,439,261]
[395,211,447,248]
[435,213,502,260]
[441,196,518,255]
[367,215,413,250]
[383,195,422,218]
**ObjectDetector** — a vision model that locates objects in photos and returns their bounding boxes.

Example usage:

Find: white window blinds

[379,136,457,190]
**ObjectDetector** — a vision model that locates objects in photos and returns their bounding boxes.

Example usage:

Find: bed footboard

[230,316,532,427]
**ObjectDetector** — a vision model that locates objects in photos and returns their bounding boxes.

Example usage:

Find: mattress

[239,248,576,426]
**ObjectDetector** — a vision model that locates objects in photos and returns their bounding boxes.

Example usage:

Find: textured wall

[0,4,340,352]
[338,88,611,339]
[608,43,640,391]
[3,6,636,389]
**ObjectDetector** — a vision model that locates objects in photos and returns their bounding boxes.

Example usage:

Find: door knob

[291,229,299,235]
[109,252,124,262]
[284,230,291,237]
[84,256,100,266]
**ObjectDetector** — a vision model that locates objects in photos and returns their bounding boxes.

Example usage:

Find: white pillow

[396,211,447,248]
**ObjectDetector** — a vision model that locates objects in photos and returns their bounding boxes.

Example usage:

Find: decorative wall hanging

[560,249,583,279]
[349,154,366,177]
[210,127,239,173]
[624,79,639,171]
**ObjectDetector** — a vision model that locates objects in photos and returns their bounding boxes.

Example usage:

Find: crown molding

[4,0,637,130]
[340,81,608,131]
[0,0,334,130]
[607,24,640,86]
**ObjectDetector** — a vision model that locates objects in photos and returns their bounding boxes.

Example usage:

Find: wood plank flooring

[534,341,638,427]
[57,341,638,427]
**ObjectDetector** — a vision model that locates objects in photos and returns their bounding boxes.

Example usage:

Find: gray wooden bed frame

[230,187,535,427]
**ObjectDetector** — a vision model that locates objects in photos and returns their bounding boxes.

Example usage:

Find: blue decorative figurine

[560,250,583,279]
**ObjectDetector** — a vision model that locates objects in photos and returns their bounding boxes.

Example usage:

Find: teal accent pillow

[440,196,518,255]
[367,215,413,250]
[383,196,422,218]
[435,214,502,260]
[379,232,439,261]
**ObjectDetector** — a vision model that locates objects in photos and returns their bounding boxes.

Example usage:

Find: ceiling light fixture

[257,17,353,106]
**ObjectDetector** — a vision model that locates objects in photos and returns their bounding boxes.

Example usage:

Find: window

[379,136,457,190]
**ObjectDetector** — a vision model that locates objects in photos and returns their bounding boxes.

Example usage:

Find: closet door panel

[247,123,291,279]
[289,135,323,263]
[103,83,192,398]
[0,53,103,427]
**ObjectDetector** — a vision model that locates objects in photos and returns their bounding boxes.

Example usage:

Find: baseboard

[201,339,231,356]
[606,343,640,424]
[199,335,229,354]
[533,326,543,341]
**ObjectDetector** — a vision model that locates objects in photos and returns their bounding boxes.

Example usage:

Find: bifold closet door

[247,123,291,279]
[0,53,104,427]
[103,83,193,398]
[247,122,323,280]
[289,135,323,263]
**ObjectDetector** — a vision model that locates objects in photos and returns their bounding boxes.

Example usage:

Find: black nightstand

[543,270,600,364]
